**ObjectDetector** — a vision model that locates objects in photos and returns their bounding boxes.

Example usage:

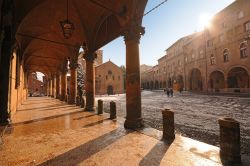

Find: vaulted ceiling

[13,0,148,77]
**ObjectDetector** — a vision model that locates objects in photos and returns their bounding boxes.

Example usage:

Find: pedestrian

[170,88,173,97]
[166,88,170,97]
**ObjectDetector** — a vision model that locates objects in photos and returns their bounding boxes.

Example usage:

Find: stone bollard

[81,96,85,108]
[98,100,103,114]
[76,96,80,106]
[219,117,241,165]
[162,109,175,142]
[110,101,116,119]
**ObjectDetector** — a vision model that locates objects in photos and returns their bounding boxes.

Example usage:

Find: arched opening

[163,81,166,89]
[28,72,46,97]
[150,81,154,90]
[227,67,249,91]
[209,71,225,92]
[190,68,203,91]
[147,82,150,89]
[155,81,159,89]
[107,85,113,95]
[175,75,184,91]
[159,81,162,89]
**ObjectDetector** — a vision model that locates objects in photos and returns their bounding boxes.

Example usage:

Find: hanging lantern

[60,19,74,39]
[59,0,74,39]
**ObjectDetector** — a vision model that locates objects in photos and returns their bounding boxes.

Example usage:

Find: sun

[199,13,213,30]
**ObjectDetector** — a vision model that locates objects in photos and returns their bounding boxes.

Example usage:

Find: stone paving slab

[0,97,225,166]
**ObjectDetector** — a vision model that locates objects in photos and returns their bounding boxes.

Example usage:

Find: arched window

[210,54,215,65]
[240,42,248,58]
[223,49,229,62]
[108,70,112,75]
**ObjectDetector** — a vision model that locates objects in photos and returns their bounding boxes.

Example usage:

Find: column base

[51,95,54,98]
[84,107,96,112]
[124,118,143,129]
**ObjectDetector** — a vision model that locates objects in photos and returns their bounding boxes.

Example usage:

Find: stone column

[60,71,67,101]
[51,76,55,97]
[47,79,50,96]
[84,53,96,111]
[0,29,11,124]
[225,78,228,92]
[50,79,52,96]
[123,23,145,129]
[56,73,60,99]
[68,60,77,104]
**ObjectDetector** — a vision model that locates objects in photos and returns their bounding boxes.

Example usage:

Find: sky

[101,0,235,67]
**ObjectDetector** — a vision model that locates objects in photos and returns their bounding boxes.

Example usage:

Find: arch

[176,75,184,90]
[146,82,150,89]
[227,67,249,89]
[163,81,166,89]
[159,81,162,89]
[154,80,159,89]
[189,68,203,91]
[209,71,225,92]
[150,81,154,90]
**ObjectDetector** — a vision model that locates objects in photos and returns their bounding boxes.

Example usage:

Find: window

[106,75,108,80]
[99,75,101,77]
[108,70,112,75]
[223,49,229,62]
[210,54,215,65]
[240,42,248,58]
[238,11,244,19]
[245,21,250,31]
[112,76,115,80]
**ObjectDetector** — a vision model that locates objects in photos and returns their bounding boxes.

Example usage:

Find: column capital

[83,52,97,62]
[123,22,145,43]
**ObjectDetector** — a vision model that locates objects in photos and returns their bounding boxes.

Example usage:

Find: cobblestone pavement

[96,91,250,156]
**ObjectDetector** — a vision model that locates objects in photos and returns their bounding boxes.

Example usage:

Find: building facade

[78,51,124,95]
[142,0,250,93]
[95,60,124,95]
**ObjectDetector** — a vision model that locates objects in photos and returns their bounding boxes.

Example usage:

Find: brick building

[95,60,124,95]
[142,0,250,93]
